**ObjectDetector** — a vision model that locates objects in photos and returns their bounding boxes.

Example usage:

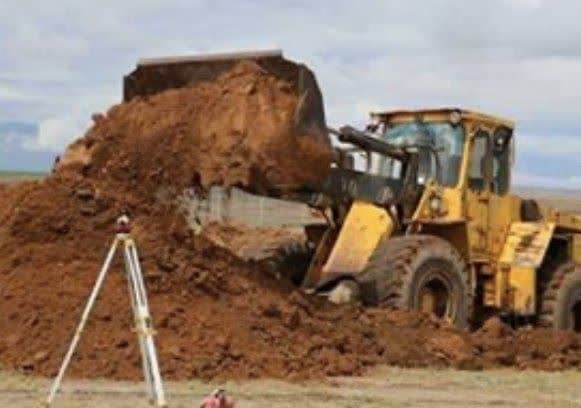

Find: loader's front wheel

[358,235,472,329]
[540,263,581,332]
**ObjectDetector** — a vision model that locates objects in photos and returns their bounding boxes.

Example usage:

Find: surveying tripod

[46,215,167,407]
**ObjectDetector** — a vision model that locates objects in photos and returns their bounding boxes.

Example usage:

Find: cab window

[491,127,512,195]
[379,121,464,186]
[468,131,490,191]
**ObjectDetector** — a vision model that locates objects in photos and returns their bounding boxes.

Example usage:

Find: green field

[0,171,46,184]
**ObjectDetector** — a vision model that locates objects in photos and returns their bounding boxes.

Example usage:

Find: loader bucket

[123,49,328,144]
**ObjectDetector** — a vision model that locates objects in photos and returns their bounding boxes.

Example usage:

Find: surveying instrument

[46,215,167,407]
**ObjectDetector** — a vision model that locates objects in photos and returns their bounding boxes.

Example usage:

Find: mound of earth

[57,60,333,195]
[0,178,578,382]
[0,60,579,382]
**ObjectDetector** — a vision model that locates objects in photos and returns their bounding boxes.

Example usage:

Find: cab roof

[370,107,515,130]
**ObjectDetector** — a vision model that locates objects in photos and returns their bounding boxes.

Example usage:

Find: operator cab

[322,108,515,225]
[367,108,514,194]
[371,119,464,187]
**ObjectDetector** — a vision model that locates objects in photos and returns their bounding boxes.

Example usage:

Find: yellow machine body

[495,223,555,314]
[401,109,579,316]
[308,107,581,320]
[303,202,394,286]
[571,234,581,264]
[498,222,556,268]
[323,202,394,275]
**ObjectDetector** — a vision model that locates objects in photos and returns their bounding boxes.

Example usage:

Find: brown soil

[57,60,333,194]
[0,61,579,382]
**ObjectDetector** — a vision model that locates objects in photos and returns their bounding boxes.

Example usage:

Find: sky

[0,0,580,189]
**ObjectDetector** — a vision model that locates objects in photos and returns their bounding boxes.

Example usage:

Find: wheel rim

[572,300,581,332]
[418,278,450,318]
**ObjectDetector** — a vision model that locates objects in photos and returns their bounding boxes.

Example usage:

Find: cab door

[465,129,492,260]
[487,127,516,257]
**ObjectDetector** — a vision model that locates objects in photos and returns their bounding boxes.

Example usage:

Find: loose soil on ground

[0,61,579,383]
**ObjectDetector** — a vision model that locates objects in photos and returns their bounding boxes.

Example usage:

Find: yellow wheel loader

[125,50,581,331]
[281,109,581,331]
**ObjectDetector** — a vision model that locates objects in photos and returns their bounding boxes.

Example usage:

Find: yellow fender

[321,201,394,278]
[497,221,555,315]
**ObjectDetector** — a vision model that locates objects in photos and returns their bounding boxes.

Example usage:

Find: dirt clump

[425,330,473,366]
[470,320,580,370]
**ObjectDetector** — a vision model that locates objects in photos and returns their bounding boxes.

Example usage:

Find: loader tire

[358,235,472,329]
[269,240,314,286]
[540,262,581,332]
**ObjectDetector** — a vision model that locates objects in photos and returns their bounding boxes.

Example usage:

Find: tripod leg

[46,238,119,407]
[143,332,167,407]
[123,242,155,404]
[129,244,149,307]
[128,243,167,407]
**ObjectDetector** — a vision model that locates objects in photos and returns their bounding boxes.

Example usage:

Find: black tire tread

[539,262,580,329]
[359,234,473,328]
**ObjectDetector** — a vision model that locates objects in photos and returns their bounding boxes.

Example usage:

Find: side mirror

[493,127,512,154]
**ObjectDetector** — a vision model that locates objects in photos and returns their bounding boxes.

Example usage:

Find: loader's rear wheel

[573,301,581,332]
[269,240,314,286]
[540,263,581,332]
[358,235,472,329]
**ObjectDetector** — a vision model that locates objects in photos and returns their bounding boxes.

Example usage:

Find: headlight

[449,111,462,125]
[429,196,442,213]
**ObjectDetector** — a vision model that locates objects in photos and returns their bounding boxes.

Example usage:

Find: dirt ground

[1,172,580,380]
[1,367,579,408]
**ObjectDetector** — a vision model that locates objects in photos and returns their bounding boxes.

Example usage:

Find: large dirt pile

[0,61,579,381]
[1,183,578,382]
[57,60,332,194]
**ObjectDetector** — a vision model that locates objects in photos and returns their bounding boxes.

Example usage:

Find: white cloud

[0,85,47,103]
[4,23,88,58]
[516,133,581,156]
[0,0,580,185]
[19,84,118,151]
[0,130,30,146]
[22,116,88,152]
[503,0,543,8]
